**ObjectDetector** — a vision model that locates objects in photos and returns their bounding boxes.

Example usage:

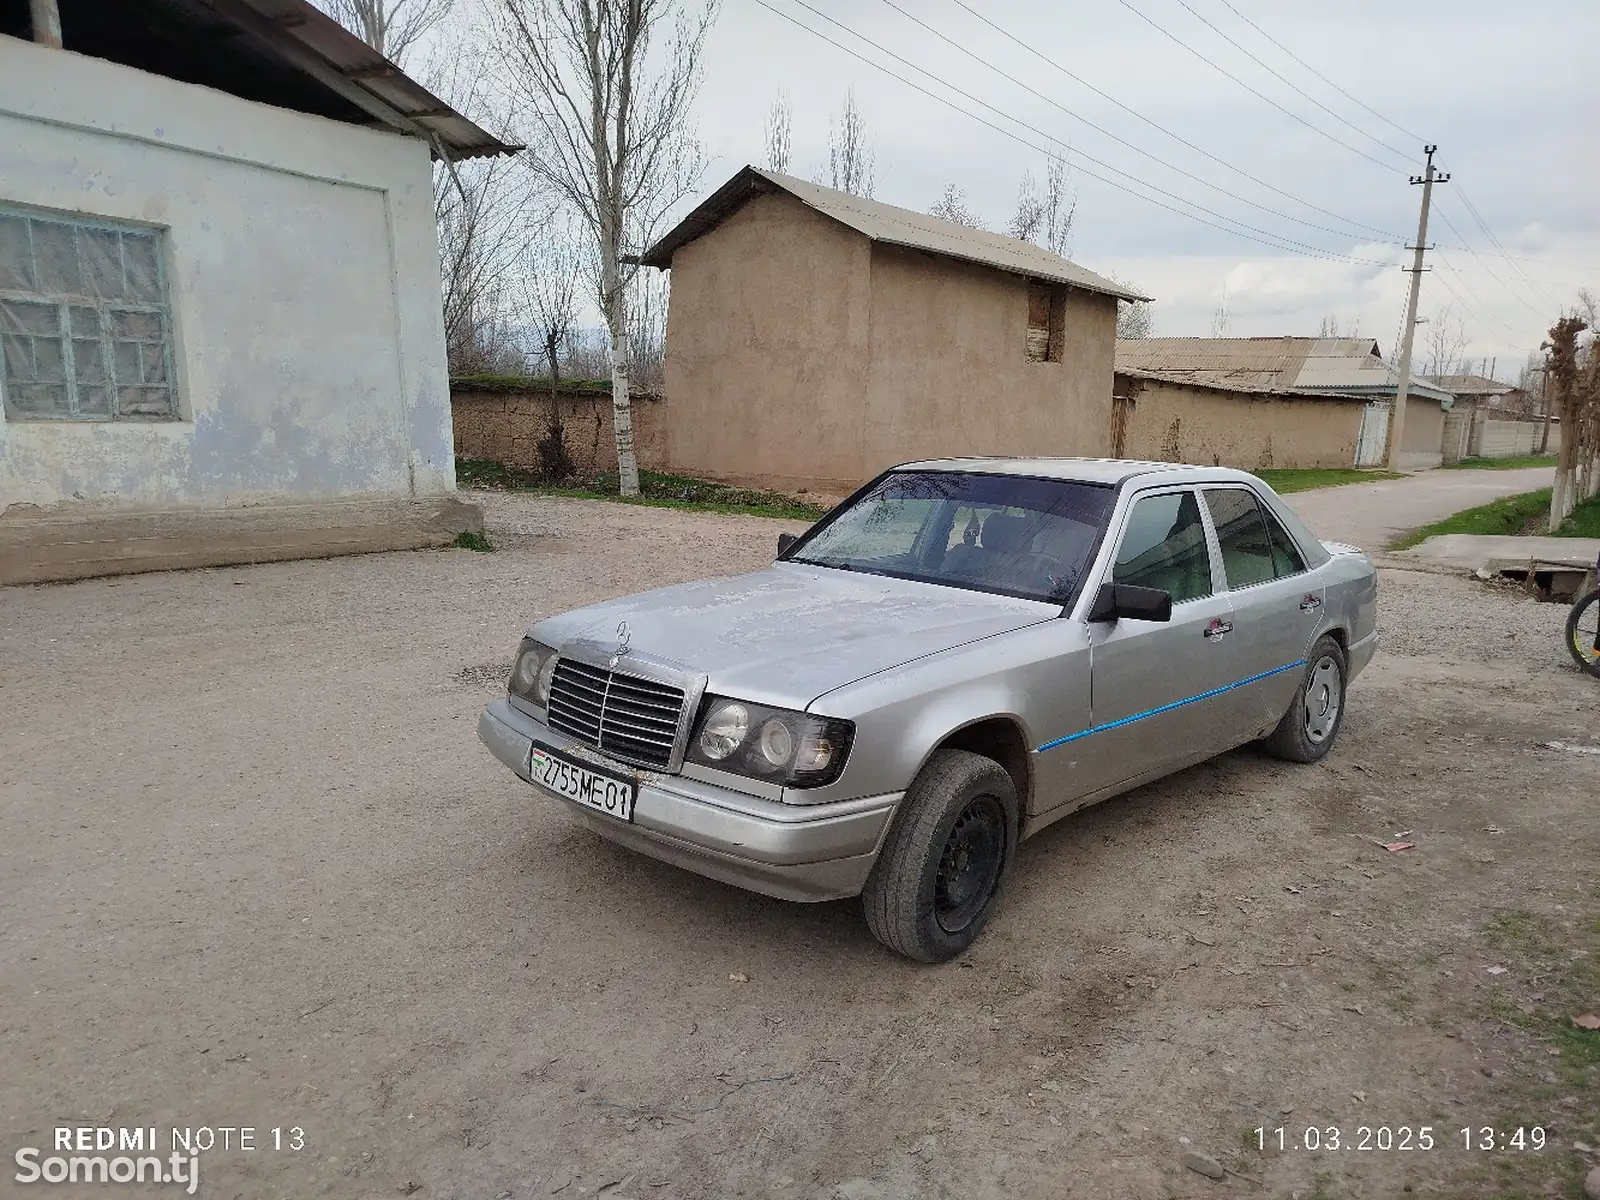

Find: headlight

[509,638,558,707]
[698,700,749,760]
[687,695,853,787]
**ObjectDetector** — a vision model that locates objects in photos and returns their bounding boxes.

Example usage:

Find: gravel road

[3,490,1595,1200]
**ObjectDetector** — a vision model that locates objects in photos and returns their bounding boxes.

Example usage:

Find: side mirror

[1087,582,1173,624]
[777,532,799,557]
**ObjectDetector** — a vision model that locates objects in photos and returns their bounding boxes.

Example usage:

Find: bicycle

[1567,550,1600,679]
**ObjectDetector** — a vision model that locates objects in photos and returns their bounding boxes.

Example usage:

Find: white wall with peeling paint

[0,35,455,513]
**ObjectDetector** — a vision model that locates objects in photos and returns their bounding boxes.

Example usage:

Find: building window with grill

[1025,280,1067,363]
[0,206,178,422]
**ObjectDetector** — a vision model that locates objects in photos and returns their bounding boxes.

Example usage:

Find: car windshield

[789,470,1116,604]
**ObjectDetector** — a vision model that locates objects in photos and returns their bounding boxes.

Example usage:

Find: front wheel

[1262,635,1348,763]
[1567,588,1600,679]
[862,749,1019,963]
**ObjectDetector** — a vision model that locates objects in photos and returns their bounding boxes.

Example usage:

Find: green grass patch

[1444,454,1558,471]
[1389,488,1554,550]
[455,458,830,522]
[1390,487,1600,549]
[1255,467,1405,494]
[1560,494,1600,538]
[452,530,494,552]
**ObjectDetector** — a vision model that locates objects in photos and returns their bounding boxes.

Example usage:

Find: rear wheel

[1567,588,1600,679]
[862,749,1018,963]
[1262,635,1348,763]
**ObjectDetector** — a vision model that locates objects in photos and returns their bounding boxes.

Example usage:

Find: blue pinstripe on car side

[1035,660,1307,752]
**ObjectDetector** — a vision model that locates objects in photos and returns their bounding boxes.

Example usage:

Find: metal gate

[1355,401,1390,467]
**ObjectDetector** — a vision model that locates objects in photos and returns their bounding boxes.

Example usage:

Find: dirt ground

[2,491,1596,1200]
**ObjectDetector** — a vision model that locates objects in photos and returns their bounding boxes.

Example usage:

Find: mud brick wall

[451,384,667,476]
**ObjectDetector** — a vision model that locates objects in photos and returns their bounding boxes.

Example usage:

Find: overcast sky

[680,0,1598,376]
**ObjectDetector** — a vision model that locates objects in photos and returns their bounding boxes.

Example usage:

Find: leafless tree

[1421,303,1469,379]
[826,88,874,197]
[1105,273,1153,339]
[764,91,792,174]
[490,0,719,496]
[627,268,670,392]
[928,184,983,230]
[318,0,453,64]
[1007,148,1075,256]
[514,227,584,477]
[424,35,542,375]
[1210,287,1232,338]
[1117,300,1154,340]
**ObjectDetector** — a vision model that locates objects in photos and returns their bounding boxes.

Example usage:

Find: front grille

[546,657,686,769]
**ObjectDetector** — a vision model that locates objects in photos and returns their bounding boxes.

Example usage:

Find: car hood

[529,562,1057,709]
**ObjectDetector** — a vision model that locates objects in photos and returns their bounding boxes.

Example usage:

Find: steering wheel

[1013,551,1071,594]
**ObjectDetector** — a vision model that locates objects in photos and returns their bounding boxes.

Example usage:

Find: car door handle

[1300,594,1323,612]
[1203,619,1233,639]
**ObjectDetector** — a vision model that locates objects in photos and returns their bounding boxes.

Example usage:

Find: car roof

[892,456,1270,489]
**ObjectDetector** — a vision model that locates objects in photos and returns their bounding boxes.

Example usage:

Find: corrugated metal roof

[1116,336,1456,405]
[1425,373,1516,396]
[640,167,1149,302]
[219,0,518,158]
[1115,365,1369,402]
[64,0,519,159]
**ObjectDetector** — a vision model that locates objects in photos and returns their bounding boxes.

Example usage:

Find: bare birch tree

[320,0,453,63]
[1007,149,1075,256]
[764,91,792,174]
[826,88,874,197]
[928,184,983,229]
[490,0,718,496]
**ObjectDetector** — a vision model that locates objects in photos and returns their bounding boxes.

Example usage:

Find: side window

[1112,491,1213,602]
[1262,505,1307,577]
[0,207,177,421]
[1204,488,1276,589]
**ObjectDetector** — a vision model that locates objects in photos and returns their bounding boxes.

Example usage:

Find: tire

[1567,588,1600,679]
[862,749,1019,963]
[1262,635,1348,764]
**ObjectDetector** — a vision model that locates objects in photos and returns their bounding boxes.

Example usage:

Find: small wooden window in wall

[1025,281,1066,363]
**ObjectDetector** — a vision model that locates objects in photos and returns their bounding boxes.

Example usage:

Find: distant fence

[1470,415,1560,460]
[450,379,667,477]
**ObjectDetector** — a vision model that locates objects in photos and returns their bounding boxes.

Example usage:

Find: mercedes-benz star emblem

[609,620,631,669]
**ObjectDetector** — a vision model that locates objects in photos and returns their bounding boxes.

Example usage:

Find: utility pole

[1384,145,1450,470]
[29,0,62,48]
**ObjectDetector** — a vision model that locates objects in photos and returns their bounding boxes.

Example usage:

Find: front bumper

[477,698,899,902]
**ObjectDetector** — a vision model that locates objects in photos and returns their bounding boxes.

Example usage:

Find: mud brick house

[638,167,1146,494]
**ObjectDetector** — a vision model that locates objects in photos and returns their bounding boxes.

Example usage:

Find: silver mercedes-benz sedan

[478,459,1378,961]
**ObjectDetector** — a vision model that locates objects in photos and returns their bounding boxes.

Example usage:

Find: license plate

[528,742,636,822]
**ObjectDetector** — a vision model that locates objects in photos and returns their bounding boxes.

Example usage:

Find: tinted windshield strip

[1036,660,1306,751]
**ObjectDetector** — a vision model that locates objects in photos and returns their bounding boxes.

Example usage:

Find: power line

[1167,0,1412,166]
[1203,3,1597,279]
[1210,0,1427,146]
[1431,204,1552,321]
[749,0,1407,268]
[868,0,1407,248]
[1451,183,1564,309]
[940,0,1406,243]
[1112,0,1406,175]
[769,0,1408,265]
